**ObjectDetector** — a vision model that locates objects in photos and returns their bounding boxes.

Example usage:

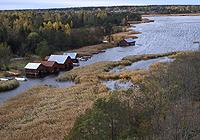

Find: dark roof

[41,61,57,67]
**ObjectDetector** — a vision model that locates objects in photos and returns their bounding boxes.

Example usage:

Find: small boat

[0,78,9,81]
[73,63,80,67]
[102,40,109,43]
[77,57,88,61]
[15,77,28,81]
[99,50,106,53]
[0,77,14,81]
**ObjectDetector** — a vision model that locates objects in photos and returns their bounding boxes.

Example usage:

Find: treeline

[133,5,200,14]
[0,10,141,57]
[67,52,200,140]
[69,5,200,14]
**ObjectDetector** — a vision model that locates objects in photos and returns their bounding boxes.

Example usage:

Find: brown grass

[111,31,139,43]
[0,52,178,140]
[0,84,108,140]
[70,43,115,57]
[0,71,6,77]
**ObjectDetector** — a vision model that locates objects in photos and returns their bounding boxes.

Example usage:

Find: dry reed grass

[0,80,20,92]
[0,52,177,140]
[71,43,115,57]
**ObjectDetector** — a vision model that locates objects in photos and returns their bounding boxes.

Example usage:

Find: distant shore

[69,31,140,57]
[70,18,153,57]
[143,13,200,17]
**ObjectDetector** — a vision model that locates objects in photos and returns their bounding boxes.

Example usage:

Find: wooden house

[63,52,79,64]
[47,55,73,70]
[118,38,136,46]
[41,61,59,73]
[24,63,45,77]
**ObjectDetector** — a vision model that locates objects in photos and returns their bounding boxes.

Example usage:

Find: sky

[0,0,200,10]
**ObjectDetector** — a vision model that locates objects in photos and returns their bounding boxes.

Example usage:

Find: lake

[81,16,200,66]
[1,16,200,104]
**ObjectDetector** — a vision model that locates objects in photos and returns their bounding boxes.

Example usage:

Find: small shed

[48,55,73,70]
[24,63,45,77]
[118,38,136,46]
[41,61,59,73]
[63,52,79,63]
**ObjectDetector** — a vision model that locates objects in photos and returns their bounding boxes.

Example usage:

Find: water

[103,80,133,91]
[0,74,75,104]
[112,57,174,72]
[1,16,200,103]
[80,16,200,66]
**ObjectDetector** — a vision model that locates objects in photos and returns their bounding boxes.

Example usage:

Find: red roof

[41,61,57,67]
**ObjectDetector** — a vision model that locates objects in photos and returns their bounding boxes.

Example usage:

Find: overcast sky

[0,0,199,10]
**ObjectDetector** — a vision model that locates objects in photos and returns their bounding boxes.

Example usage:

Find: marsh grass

[71,43,115,57]
[0,79,20,92]
[0,52,177,139]
[111,31,139,43]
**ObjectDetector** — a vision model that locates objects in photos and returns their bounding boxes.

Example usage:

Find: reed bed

[0,79,19,92]
[0,52,177,140]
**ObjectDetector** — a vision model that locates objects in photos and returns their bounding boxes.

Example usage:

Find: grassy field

[0,52,179,139]
[0,80,20,92]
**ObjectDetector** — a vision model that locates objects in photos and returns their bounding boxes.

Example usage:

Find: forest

[0,10,141,59]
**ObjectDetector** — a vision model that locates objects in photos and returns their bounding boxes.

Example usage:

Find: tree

[67,96,136,140]
[27,32,40,53]
[35,40,50,58]
[0,43,11,70]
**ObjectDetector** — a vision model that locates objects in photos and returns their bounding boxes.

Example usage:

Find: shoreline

[143,13,200,17]
[68,31,139,57]
[68,19,151,57]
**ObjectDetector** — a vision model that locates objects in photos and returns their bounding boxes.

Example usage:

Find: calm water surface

[81,16,200,66]
[1,16,200,104]
[0,74,75,104]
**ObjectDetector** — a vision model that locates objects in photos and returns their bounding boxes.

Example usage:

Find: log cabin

[24,63,45,77]
[118,38,136,46]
